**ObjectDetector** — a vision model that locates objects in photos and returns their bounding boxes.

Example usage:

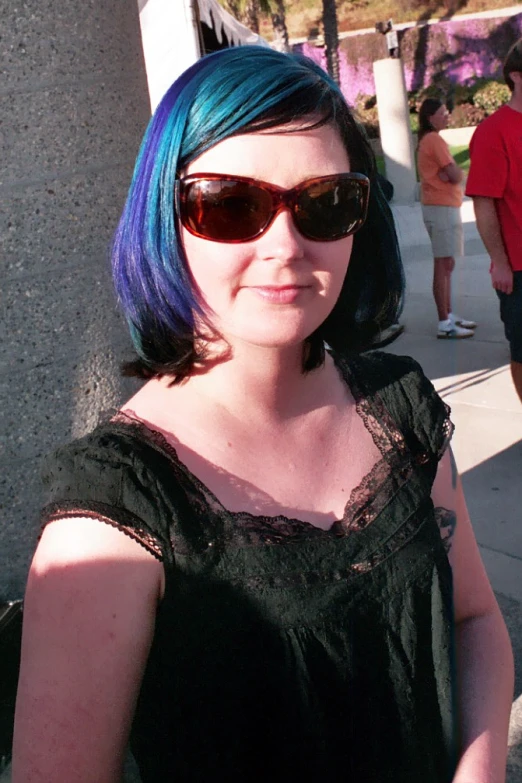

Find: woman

[417,98,477,339]
[13,48,512,782]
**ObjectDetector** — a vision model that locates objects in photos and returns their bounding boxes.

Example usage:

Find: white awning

[137,0,270,112]
[198,0,270,48]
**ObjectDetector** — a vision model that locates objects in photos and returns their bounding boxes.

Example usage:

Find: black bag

[0,600,23,772]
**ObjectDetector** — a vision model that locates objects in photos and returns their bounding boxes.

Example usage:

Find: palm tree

[224,0,241,15]
[221,0,266,34]
[322,0,340,84]
[270,0,290,52]
[243,0,262,33]
[221,0,289,51]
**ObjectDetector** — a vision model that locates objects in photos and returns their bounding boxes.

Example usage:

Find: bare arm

[12,517,164,783]
[472,196,513,294]
[432,449,514,783]
[438,161,463,184]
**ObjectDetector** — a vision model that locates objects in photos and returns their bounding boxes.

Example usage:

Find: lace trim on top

[108,355,450,552]
[109,409,400,539]
[41,500,164,561]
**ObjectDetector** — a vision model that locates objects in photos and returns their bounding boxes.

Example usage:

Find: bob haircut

[417,98,443,146]
[503,37,522,91]
[112,46,404,380]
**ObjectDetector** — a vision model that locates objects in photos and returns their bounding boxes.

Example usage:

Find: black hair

[503,37,522,91]
[417,98,443,146]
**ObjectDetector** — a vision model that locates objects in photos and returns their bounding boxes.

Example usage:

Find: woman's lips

[249,285,310,304]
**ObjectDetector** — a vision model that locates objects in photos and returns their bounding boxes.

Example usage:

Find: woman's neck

[508,92,522,113]
[186,341,329,422]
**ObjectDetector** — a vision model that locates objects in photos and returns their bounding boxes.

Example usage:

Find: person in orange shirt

[417,99,477,338]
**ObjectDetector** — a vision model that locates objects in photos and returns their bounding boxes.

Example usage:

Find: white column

[137,0,201,112]
[373,57,417,205]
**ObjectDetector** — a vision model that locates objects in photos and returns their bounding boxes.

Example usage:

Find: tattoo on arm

[434,506,457,554]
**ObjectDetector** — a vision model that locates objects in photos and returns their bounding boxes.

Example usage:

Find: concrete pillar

[373,58,417,204]
[0,0,151,598]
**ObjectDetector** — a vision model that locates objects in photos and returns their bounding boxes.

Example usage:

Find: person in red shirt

[466,38,522,402]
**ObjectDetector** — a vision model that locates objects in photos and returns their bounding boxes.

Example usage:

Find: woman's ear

[510,71,522,92]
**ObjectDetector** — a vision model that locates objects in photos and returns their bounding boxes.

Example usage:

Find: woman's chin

[205,306,334,354]
[223,325,320,352]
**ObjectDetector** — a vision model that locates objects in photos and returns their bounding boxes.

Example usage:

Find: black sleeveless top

[41,351,457,783]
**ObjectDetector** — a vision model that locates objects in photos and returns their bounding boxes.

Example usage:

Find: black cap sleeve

[355,351,454,468]
[41,427,173,562]
[396,356,453,462]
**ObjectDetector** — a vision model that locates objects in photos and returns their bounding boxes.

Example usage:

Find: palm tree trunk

[244,0,260,33]
[322,0,340,84]
[271,0,290,52]
[226,0,241,16]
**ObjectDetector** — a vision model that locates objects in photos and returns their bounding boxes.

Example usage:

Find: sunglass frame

[175,172,370,243]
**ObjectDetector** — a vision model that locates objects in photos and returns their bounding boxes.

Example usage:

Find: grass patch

[450,145,470,174]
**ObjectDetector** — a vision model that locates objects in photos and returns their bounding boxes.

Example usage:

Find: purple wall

[294,11,522,104]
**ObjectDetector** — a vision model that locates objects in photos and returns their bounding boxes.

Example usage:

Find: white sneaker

[437,319,474,339]
[450,313,477,329]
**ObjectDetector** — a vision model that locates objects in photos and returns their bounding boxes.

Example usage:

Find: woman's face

[180,123,354,354]
[429,104,449,131]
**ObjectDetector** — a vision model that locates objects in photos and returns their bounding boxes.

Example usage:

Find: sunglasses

[175,173,370,243]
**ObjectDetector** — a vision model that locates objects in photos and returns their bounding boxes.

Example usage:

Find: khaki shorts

[421,205,464,258]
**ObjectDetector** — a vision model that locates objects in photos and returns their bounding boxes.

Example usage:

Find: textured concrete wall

[1,0,150,598]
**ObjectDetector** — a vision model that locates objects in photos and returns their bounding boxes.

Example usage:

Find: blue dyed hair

[112,46,404,379]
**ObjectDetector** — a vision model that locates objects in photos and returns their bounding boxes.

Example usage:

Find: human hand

[438,170,450,182]
[490,260,513,294]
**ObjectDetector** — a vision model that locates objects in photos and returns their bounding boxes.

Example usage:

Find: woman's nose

[256,207,306,262]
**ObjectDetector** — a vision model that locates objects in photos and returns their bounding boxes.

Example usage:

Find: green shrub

[355,76,506,138]
[354,93,377,111]
[353,94,380,138]
[414,84,446,113]
[472,80,510,114]
[447,103,486,128]
[451,83,475,106]
[407,90,418,112]
[358,106,380,138]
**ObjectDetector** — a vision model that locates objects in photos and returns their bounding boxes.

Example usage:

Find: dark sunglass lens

[296,178,365,240]
[183,180,272,241]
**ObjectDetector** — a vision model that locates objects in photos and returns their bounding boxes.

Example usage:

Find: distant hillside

[230,0,516,41]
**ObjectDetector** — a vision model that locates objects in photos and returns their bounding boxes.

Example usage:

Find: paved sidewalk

[389,199,522,782]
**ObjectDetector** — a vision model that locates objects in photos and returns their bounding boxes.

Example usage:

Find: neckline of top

[109,352,412,534]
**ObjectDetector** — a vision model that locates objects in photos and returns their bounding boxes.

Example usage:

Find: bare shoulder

[34,514,163,585]
[27,516,163,665]
[29,516,164,634]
